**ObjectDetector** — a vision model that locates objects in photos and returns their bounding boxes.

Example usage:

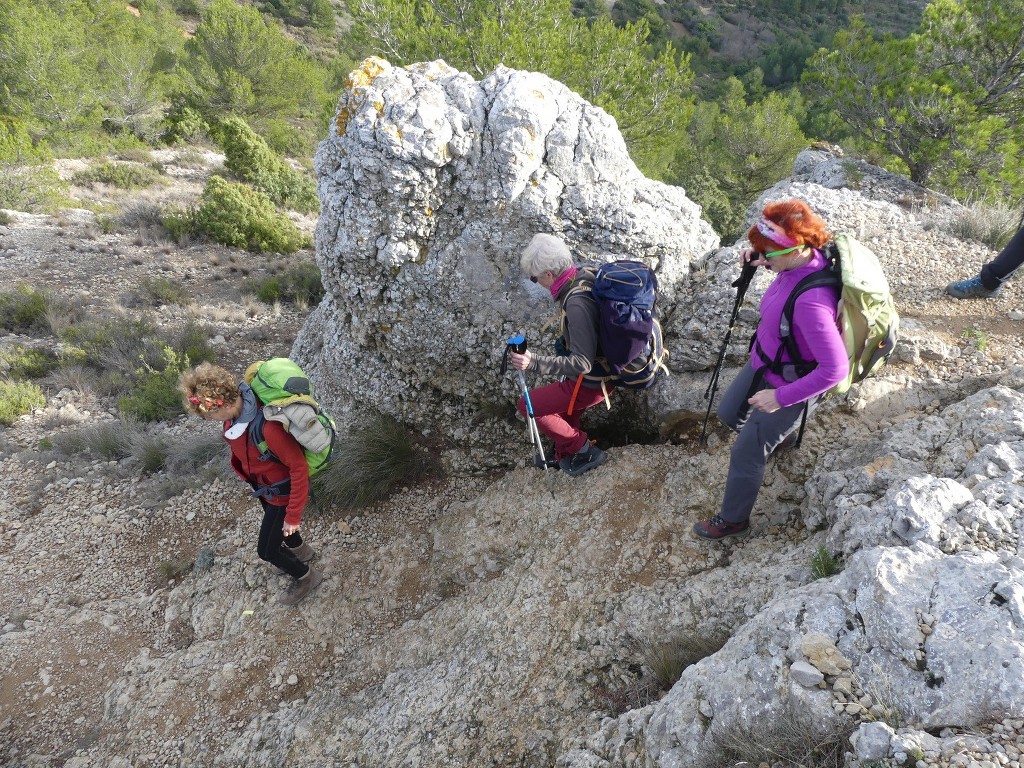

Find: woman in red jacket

[179,362,322,606]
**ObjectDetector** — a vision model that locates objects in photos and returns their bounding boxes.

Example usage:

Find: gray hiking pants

[716,362,820,524]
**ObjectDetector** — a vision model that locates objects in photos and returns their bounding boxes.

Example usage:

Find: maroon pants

[516,378,610,460]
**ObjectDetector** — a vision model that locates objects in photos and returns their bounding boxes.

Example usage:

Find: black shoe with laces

[558,443,606,477]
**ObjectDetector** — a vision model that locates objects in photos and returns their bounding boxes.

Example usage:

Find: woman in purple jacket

[694,199,849,540]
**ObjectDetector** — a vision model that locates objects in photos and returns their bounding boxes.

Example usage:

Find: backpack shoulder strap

[248,410,280,465]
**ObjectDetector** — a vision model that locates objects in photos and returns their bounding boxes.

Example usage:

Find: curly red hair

[747,199,831,254]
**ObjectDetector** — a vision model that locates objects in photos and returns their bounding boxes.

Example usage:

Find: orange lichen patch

[125,3,141,16]
[343,57,389,90]
[336,58,390,136]
[530,89,545,100]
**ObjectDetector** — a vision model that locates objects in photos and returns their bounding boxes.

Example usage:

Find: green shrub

[193,176,310,253]
[254,260,324,307]
[219,116,319,213]
[0,285,53,334]
[59,317,161,375]
[0,123,68,213]
[0,345,60,379]
[72,161,165,190]
[162,105,212,146]
[158,557,193,581]
[0,380,45,425]
[120,277,187,308]
[117,346,191,422]
[160,205,195,244]
[809,546,843,580]
[171,320,215,365]
[313,416,437,509]
[0,210,12,225]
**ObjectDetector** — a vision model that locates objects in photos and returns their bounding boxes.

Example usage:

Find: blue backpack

[562,260,668,391]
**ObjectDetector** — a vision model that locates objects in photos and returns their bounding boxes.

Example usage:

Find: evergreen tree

[672,78,807,237]
[804,1,1024,199]
[176,0,329,144]
[346,0,694,178]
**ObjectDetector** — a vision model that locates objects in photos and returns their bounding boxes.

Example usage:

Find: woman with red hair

[694,199,849,540]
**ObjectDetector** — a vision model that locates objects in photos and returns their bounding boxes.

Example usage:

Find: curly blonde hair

[178,362,239,416]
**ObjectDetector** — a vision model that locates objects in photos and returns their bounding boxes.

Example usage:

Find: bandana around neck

[549,265,578,299]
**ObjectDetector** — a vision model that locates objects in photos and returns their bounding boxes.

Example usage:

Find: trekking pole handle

[500,334,528,374]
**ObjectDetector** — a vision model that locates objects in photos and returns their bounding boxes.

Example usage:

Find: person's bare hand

[509,350,532,370]
[748,389,781,413]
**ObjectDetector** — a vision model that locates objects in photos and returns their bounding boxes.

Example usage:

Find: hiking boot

[558,443,606,477]
[693,514,750,541]
[283,541,316,563]
[278,565,323,606]
[946,275,1002,299]
[532,454,560,470]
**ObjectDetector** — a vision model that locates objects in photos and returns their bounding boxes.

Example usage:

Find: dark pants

[980,223,1024,290]
[257,500,308,579]
[716,363,820,524]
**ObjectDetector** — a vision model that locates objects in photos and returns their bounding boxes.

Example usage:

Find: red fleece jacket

[224,418,309,526]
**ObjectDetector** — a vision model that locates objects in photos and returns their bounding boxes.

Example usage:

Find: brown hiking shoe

[693,514,750,541]
[283,541,316,563]
[278,565,323,606]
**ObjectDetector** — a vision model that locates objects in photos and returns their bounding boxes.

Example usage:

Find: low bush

[643,632,730,692]
[0,380,46,425]
[944,202,1021,251]
[171,320,216,366]
[193,176,310,253]
[132,432,171,473]
[712,705,856,768]
[0,345,61,379]
[71,161,165,190]
[117,346,191,422]
[0,123,68,213]
[219,117,319,214]
[119,277,187,308]
[0,285,54,334]
[313,416,437,509]
[254,260,324,307]
[810,546,844,580]
[50,419,141,460]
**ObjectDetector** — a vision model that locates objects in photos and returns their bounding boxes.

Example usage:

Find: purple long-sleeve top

[752,249,849,407]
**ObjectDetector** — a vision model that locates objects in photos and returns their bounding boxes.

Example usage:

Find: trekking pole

[700,259,758,445]
[500,334,548,470]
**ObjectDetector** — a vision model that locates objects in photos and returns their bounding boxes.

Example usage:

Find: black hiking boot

[558,443,606,477]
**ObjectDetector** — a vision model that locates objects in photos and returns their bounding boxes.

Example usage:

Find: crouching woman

[178,362,323,605]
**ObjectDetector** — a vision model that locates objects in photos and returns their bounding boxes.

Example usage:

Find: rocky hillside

[0,60,1022,768]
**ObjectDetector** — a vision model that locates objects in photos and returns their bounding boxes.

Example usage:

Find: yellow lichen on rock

[336,57,391,136]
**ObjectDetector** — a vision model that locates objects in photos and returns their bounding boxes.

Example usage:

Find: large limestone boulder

[293,57,718,444]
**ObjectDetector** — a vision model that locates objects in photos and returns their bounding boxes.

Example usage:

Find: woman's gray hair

[520,233,573,278]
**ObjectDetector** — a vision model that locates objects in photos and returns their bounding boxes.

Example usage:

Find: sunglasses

[763,245,802,259]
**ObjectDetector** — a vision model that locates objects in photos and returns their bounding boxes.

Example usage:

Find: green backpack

[244,358,336,476]
[763,232,899,395]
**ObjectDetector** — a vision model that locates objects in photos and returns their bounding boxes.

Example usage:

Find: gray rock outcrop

[294,57,718,444]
